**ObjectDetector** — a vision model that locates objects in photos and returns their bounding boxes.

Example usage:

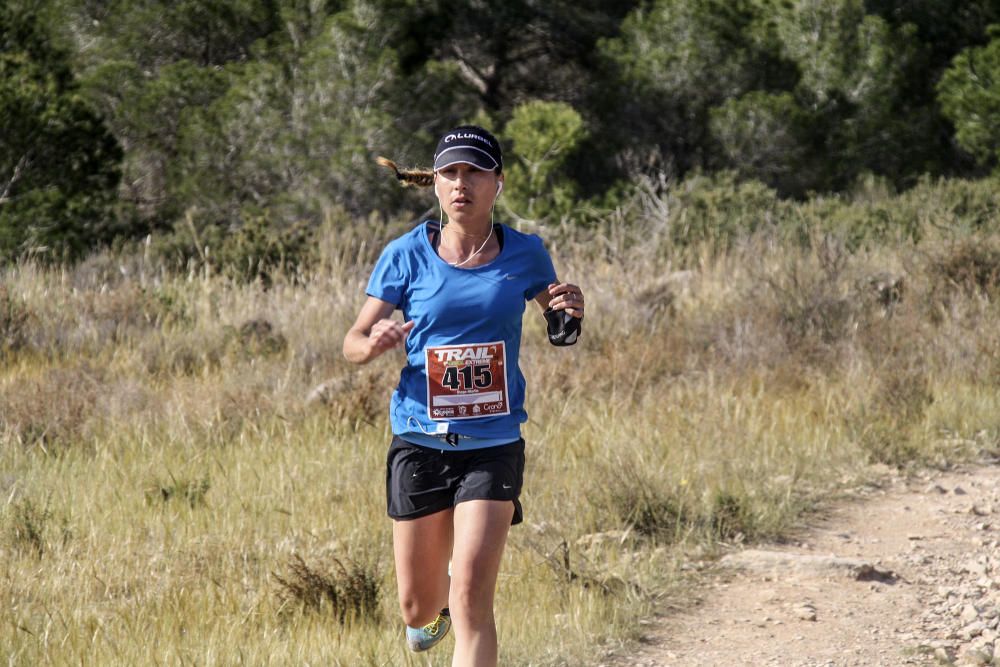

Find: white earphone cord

[406,415,441,436]
[450,223,493,268]
[446,183,499,268]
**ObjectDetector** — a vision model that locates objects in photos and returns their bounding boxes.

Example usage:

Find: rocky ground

[610,464,1000,666]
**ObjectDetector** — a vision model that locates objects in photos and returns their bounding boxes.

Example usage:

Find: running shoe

[406,608,451,652]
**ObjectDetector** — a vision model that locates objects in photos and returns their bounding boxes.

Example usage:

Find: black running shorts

[386,436,525,525]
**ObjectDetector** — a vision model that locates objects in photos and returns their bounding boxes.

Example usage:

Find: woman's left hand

[547,282,585,319]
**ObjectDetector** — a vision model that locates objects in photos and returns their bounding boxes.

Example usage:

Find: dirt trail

[612,464,1000,667]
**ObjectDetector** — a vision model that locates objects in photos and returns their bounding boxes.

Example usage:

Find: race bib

[425,341,510,420]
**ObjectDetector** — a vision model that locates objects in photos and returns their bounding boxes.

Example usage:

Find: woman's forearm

[343,328,375,364]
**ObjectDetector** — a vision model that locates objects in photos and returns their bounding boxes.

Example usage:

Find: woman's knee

[398,594,440,627]
[448,579,495,627]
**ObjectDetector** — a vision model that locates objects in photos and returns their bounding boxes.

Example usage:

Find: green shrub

[710,91,813,196]
[151,212,317,284]
[215,215,316,284]
[938,32,1000,168]
[0,4,123,262]
[503,101,588,221]
[671,171,781,247]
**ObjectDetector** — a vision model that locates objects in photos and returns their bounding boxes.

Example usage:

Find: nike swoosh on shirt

[505,275,518,280]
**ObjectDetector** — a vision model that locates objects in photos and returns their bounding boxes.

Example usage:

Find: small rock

[793,603,818,622]
[966,560,990,576]
[962,604,981,623]
[961,620,988,640]
[934,646,954,662]
[955,486,968,495]
[721,550,894,581]
[959,645,992,666]
[926,484,948,494]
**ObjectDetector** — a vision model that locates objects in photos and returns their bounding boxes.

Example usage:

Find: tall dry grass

[2,180,1000,665]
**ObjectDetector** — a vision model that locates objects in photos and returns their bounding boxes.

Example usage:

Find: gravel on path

[606,465,1000,667]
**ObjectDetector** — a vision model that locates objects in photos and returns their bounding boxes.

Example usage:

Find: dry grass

[2,189,1000,665]
[274,553,382,621]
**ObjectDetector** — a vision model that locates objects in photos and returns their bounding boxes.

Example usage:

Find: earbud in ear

[496,181,504,195]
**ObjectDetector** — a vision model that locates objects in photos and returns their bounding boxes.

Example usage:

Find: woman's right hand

[367,318,415,357]
[344,296,416,364]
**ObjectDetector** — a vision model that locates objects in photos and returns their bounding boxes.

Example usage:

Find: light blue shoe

[406,608,451,652]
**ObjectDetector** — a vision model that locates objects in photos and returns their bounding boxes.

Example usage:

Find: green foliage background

[1,0,1000,263]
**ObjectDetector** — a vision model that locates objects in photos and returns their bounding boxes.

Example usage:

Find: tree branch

[449,44,492,96]
[0,153,30,205]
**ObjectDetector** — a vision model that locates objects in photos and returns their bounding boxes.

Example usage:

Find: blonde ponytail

[376,157,434,188]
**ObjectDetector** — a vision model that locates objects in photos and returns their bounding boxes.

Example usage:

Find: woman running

[343,125,585,667]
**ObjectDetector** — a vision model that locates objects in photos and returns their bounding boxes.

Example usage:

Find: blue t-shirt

[366,221,557,449]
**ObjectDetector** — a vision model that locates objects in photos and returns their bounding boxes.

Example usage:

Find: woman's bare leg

[449,499,515,667]
[393,508,454,627]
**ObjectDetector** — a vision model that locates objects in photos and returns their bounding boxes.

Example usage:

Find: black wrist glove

[543,308,582,346]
